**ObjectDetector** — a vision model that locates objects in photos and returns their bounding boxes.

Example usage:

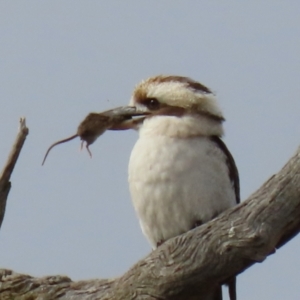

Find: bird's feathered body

[129,116,237,247]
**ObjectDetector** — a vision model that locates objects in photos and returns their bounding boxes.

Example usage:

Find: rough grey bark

[0,118,29,229]
[0,121,299,299]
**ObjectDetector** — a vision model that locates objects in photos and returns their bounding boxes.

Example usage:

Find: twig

[0,118,29,229]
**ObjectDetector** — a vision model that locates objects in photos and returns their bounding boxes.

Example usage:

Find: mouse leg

[86,144,92,158]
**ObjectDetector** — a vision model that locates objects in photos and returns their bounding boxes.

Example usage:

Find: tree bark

[0,122,299,299]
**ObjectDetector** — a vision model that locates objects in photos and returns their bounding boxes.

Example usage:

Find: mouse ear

[42,134,78,165]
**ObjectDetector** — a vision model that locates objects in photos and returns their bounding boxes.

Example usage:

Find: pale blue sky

[0,2,300,299]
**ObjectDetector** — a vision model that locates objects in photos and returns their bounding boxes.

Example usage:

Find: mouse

[42,106,147,165]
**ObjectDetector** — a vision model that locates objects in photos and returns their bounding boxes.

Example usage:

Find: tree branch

[1,144,299,299]
[0,118,29,229]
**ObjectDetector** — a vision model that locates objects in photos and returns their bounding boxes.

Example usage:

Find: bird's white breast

[128,117,236,248]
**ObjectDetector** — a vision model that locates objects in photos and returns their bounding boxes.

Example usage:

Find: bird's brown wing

[210,136,240,204]
[210,136,240,300]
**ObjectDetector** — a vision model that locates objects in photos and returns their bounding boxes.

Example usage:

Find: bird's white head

[128,75,225,138]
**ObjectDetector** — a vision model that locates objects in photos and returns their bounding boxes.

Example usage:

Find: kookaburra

[127,75,240,300]
[41,75,239,298]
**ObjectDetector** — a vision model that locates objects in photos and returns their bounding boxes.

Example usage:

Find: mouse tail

[42,134,78,165]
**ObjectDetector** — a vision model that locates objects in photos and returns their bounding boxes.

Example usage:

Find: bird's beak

[105,106,148,131]
[107,105,188,131]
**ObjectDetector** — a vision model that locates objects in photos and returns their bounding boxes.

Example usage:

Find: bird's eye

[144,98,160,110]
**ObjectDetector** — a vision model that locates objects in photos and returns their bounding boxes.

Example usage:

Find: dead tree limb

[0,118,29,229]
[0,144,299,299]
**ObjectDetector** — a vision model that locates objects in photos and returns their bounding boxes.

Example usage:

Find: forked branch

[1,143,299,299]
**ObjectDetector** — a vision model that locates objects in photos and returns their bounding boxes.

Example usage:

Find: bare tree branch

[0,119,298,298]
[0,145,299,299]
[0,118,29,229]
